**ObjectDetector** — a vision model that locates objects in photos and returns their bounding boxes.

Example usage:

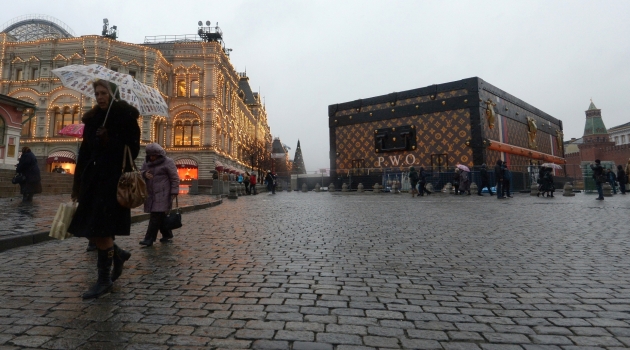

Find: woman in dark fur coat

[68,80,140,299]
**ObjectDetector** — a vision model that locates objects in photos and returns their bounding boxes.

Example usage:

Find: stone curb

[0,198,223,253]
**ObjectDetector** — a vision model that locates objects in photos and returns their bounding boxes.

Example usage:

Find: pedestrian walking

[408,166,419,197]
[15,146,42,203]
[418,167,432,196]
[244,172,251,194]
[502,164,513,198]
[477,164,493,196]
[590,159,605,200]
[452,169,461,195]
[139,143,180,247]
[237,173,243,184]
[606,169,617,194]
[617,165,626,194]
[250,172,257,195]
[67,80,140,299]
[459,168,471,195]
[538,167,555,197]
[494,160,504,199]
[265,170,276,194]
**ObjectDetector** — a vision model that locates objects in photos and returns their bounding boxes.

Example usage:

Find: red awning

[47,151,76,164]
[175,158,198,168]
[215,161,224,171]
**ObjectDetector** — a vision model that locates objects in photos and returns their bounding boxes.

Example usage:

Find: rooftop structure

[0,14,75,42]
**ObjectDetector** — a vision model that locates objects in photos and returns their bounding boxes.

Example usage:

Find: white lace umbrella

[52,64,169,120]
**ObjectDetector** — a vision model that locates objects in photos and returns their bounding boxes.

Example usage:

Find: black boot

[111,244,131,282]
[82,247,114,299]
[159,230,174,243]
[86,241,97,252]
[139,238,154,246]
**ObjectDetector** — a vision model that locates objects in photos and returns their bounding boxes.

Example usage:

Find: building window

[177,80,186,97]
[110,66,118,72]
[622,135,626,144]
[174,119,200,146]
[21,113,33,138]
[153,119,165,144]
[16,69,23,80]
[129,70,136,78]
[31,68,39,80]
[614,136,619,145]
[190,80,199,97]
[53,106,79,136]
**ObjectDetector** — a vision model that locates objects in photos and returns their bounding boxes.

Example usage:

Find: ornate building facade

[0,15,273,182]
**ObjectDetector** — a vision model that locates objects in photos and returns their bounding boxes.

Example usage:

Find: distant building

[0,15,273,181]
[0,94,36,169]
[565,101,630,177]
[270,137,291,180]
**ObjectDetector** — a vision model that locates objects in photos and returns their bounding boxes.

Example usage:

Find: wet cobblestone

[0,192,629,349]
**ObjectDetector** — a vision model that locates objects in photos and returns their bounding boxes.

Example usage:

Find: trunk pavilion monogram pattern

[336,109,473,170]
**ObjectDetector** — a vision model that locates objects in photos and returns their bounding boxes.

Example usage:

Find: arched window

[190,80,199,97]
[177,80,186,97]
[54,106,79,136]
[174,118,200,146]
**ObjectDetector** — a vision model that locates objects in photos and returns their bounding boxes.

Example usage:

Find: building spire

[583,99,607,139]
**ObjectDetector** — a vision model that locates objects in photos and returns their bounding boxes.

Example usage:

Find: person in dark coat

[606,169,617,195]
[139,143,179,246]
[408,166,419,197]
[590,159,605,200]
[477,164,493,196]
[265,170,276,194]
[617,165,626,194]
[418,167,431,196]
[244,172,251,194]
[15,147,42,202]
[68,80,140,299]
[494,160,504,199]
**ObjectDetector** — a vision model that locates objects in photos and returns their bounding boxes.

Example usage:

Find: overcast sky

[4,1,629,171]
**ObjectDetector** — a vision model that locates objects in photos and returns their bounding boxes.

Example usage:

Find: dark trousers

[620,182,626,194]
[244,182,250,194]
[596,182,604,199]
[478,181,493,195]
[503,180,511,197]
[496,181,503,199]
[251,184,257,195]
[144,212,172,241]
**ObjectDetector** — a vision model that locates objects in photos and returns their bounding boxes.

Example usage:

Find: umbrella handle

[102,85,120,126]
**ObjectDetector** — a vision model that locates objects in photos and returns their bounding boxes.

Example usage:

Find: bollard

[444,182,453,194]
[470,182,478,194]
[373,183,381,193]
[603,182,613,197]
[328,183,335,192]
[563,182,575,197]
[287,182,293,192]
[342,183,349,192]
[357,183,364,193]
[530,184,539,196]
[425,183,434,193]
[228,182,238,199]
[314,183,321,192]
[302,183,308,192]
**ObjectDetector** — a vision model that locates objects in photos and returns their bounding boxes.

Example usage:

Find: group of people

[407,166,432,197]
[237,172,258,195]
[590,159,628,200]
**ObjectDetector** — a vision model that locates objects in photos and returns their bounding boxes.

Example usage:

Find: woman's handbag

[11,173,26,184]
[164,196,182,230]
[49,202,77,240]
[117,145,148,209]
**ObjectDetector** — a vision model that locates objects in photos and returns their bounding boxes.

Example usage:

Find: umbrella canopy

[52,64,169,117]
[456,164,470,172]
[57,123,85,138]
[541,163,563,170]
[215,161,224,171]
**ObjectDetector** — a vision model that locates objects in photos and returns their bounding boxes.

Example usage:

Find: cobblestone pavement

[0,193,217,239]
[0,192,629,349]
